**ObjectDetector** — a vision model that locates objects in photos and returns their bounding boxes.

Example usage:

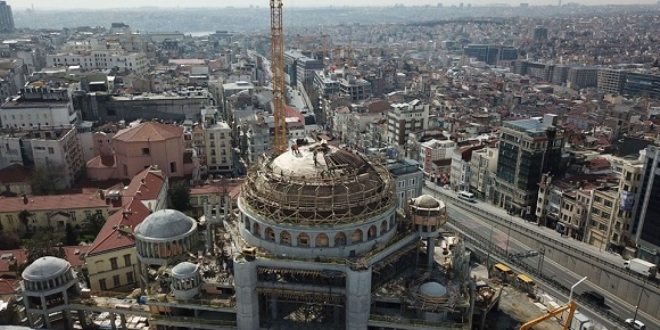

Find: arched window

[252,222,261,238]
[368,225,377,240]
[381,220,388,235]
[334,232,347,246]
[352,229,363,244]
[265,227,275,242]
[315,233,329,247]
[298,232,310,247]
[281,231,292,245]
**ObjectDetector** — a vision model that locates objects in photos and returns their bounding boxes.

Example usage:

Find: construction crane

[270,0,287,155]
[519,300,577,330]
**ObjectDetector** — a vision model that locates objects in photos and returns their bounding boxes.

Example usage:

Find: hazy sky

[13,0,656,10]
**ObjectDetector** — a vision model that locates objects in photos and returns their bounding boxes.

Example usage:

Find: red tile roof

[86,155,116,168]
[121,168,166,205]
[62,246,90,268]
[0,279,18,295]
[190,179,245,197]
[0,164,32,183]
[113,122,184,142]
[0,249,26,274]
[0,192,108,213]
[86,198,151,256]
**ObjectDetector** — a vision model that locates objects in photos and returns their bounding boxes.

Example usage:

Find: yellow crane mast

[270,0,288,155]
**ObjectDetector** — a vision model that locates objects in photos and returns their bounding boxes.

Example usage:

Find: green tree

[18,209,32,233]
[24,233,66,268]
[65,223,78,246]
[30,160,67,195]
[83,213,106,236]
[169,181,192,212]
[0,231,21,249]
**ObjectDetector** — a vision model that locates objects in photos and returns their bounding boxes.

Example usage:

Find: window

[113,275,120,287]
[126,272,134,284]
[99,279,107,290]
[123,254,132,267]
[142,148,150,155]
[409,178,416,187]
[170,162,177,173]
[604,200,613,208]
[48,147,54,154]
[110,257,118,270]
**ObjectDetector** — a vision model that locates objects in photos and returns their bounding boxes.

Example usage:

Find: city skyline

[12,0,659,10]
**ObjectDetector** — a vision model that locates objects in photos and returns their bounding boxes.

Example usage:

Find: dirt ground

[497,285,563,330]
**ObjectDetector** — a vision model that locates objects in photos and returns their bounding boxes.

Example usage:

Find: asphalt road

[423,186,657,330]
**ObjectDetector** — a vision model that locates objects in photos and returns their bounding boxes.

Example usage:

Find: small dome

[172,262,199,279]
[413,195,443,209]
[135,209,196,240]
[22,256,70,281]
[419,282,447,297]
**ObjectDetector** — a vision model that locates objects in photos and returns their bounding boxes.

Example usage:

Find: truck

[623,258,658,279]
[570,312,594,330]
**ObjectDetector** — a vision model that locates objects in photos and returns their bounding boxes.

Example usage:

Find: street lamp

[569,276,588,302]
[633,277,648,323]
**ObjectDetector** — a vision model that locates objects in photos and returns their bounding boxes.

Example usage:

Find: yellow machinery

[514,274,538,294]
[270,0,288,155]
[519,300,577,330]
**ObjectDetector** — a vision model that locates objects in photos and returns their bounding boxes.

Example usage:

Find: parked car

[625,318,646,330]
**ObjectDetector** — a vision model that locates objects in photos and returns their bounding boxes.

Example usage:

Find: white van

[458,191,475,202]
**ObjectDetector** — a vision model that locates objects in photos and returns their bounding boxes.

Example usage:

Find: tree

[24,232,66,267]
[169,181,192,212]
[65,223,78,246]
[0,231,21,250]
[30,160,67,195]
[18,209,33,233]
[83,213,106,236]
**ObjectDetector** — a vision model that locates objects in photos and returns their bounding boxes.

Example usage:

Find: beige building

[85,166,168,292]
[199,108,233,175]
[584,188,617,250]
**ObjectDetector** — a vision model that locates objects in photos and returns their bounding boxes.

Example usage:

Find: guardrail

[368,314,469,329]
[437,188,660,290]
[449,217,627,327]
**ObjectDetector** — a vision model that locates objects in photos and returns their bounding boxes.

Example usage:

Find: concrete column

[234,256,259,330]
[40,295,47,310]
[109,313,117,330]
[427,237,436,269]
[26,312,35,328]
[65,309,73,330]
[120,313,127,328]
[270,297,277,320]
[43,312,52,329]
[77,310,88,328]
[345,266,372,330]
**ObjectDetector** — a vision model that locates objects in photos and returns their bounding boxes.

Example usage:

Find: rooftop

[113,122,184,142]
[0,191,108,214]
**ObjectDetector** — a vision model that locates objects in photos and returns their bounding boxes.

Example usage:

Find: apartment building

[597,68,626,94]
[494,115,564,219]
[339,74,372,101]
[0,1,14,32]
[450,145,484,192]
[199,108,233,175]
[632,145,660,264]
[387,99,429,147]
[85,166,168,292]
[419,139,456,177]
[386,158,423,210]
[567,67,598,90]
[314,69,340,98]
[584,187,619,251]
[470,147,499,200]
[0,84,77,130]
[46,50,149,74]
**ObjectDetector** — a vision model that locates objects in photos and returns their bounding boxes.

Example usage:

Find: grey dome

[135,209,195,240]
[419,282,447,297]
[413,195,442,209]
[22,256,70,281]
[172,262,199,278]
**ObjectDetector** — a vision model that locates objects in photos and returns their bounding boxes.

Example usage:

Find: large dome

[419,282,447,297]
[22,256,70,281]
[412,195,443,209]
[135,209,196,240]
[241,142,396,226]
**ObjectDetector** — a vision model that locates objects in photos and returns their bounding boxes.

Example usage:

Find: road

[423,185,658,330]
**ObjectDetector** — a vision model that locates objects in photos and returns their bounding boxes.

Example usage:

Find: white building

[469,147,499,198]
[0,86,77,130]
[450,145,484,192]
[46,50,149,73]
[419,139,456,175]
[199,108,233,175]
[387,99,429,146]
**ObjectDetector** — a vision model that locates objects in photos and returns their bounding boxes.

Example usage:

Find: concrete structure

[86,122,186,180]
[386,158,424,210]
[0,85,77,130]
[469,147,498,200]
[0,1,14,32]
[21,257,79,329]
[494,115,564,219]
